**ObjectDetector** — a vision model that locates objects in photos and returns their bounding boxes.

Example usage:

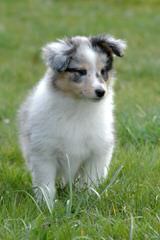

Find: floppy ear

[90,35,127,57]
[42,39,76,71]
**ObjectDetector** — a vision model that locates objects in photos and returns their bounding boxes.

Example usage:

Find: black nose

[95,89,105,98]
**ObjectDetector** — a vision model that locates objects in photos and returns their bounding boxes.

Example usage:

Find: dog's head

[42,35,126,101]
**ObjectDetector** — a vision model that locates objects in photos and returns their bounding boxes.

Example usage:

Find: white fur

[19,79,114,201]
[18,36,123,204]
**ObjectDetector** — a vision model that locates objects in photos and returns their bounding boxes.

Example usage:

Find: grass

[0,0,160,239]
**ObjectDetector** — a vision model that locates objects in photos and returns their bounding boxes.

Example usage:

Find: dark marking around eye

[101,69,105,75]
[66,68,87,76]
[106,57,113,71]
[101,67,109,80]
[65,68,87,83]
[100,57,113,80]
[71,73,82,83]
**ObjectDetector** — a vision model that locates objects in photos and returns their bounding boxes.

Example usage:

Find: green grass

[0,0,160,239]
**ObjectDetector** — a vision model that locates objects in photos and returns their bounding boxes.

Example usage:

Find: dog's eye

[101,68,108,76]
[101,68,108,80]
[66,68,87,76]
[101,58,113,76]
[101,68,105,76]
[77,69,87,76]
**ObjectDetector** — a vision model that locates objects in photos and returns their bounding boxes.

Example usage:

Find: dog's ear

[42,39,76,71]
[90,35,127,57]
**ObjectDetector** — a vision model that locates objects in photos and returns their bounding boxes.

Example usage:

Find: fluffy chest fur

[29,79,114,161]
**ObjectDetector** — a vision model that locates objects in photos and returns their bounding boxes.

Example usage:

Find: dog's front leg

[80,149,113,188]
[29,153,57,206]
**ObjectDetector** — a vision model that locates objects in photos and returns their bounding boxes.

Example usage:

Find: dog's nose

[95,89,105,98]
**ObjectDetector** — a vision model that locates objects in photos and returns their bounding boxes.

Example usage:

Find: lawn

[0,0,160,239]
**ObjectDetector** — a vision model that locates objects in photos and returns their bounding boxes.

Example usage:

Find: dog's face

[42,35,126,100]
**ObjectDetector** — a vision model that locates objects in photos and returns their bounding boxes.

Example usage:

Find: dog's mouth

[91,97,105,102]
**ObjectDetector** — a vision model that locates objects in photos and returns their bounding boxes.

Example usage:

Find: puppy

[18,35,126,204]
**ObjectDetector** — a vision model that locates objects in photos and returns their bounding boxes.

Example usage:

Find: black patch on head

[90,35,124,57]
[91,36,113,72]
[91,36,112,57]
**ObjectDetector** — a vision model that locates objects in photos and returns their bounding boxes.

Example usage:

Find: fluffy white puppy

[18,35,126,203]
